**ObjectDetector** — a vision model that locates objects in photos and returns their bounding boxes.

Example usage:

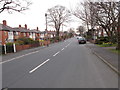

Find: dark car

[78,37,86,44]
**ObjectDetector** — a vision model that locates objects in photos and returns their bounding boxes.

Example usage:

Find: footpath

[86,42,119,74]
[2,40,65,62]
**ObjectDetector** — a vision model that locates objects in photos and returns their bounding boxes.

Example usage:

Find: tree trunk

[117,8,120,50]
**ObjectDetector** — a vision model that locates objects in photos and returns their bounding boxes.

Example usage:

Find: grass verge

[109,49,120,54]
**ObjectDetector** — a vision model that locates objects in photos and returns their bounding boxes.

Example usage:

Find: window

[4,31,7,36]
[24,33,26,36]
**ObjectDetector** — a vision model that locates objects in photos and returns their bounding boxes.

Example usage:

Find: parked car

[78,37,86,44]
[76,36,82,39]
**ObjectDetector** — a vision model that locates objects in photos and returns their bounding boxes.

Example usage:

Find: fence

[2,44,14,54]
[1,40,51,54]
[2,43,40,54]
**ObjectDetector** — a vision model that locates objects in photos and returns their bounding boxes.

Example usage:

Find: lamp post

[45,13,49,46]
[45,13,47,31]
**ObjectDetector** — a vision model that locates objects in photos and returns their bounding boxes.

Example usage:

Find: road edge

[92,51,120,75]
[85,44,120,75]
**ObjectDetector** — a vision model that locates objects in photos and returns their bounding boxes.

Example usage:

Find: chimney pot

[3,20,7,26]
[37,27,39,31]
[25,24,27,29]
[19,25,21,28]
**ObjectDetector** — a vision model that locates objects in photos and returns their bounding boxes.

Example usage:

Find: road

[2,38,118,88]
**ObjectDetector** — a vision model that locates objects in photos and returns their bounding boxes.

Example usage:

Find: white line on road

[65,43,70,48]
[61,48,65,51]
[53,51,60,57]
[29,59,50,74]
[0,51,39,64]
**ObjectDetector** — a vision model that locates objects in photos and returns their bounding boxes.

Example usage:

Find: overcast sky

[0,0,83,31]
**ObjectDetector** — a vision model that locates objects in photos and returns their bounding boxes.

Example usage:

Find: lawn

[97,43,117,47]
[109,49,120,54]
[96,43,120,54]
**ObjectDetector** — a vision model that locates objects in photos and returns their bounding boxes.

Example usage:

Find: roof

[0,24,14,31]
[0,24,41,33]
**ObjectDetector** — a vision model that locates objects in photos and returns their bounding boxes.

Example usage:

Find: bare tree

[47,5,71,38]
[117,1,120,50]
[72,1,91,31]
[77,26,85,36]
[0,0,32,13]
[73,0,119,43]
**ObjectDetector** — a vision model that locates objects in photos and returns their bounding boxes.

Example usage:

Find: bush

[6,42,14,46]
[53,36,59,41]
[6,42,14,53]
[15,40,24,45]
[49,38,55,43]
[95,37,109,44]
[17,37,34,45]
[16,37,39,45]
[102,42,113,47]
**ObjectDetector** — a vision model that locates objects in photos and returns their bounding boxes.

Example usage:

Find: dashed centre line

[29,59,50,74]
[53,51,60,57]
[29,42,72,73]
[61,48,65,51]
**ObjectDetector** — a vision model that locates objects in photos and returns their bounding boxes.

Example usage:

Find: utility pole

[45,13,49,46]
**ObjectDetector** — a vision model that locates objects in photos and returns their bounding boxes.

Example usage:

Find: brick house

[0,20,41,45]
[0,20,14,45]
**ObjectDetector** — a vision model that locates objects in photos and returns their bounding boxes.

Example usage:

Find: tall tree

[47,5,71,38]
[77,26,85,36]
[117,1,120,50]
[73,0,119,43]
[0,0,32,13]
[72,1,92,31]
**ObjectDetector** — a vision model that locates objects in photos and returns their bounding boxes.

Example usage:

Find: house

[47,30,56,38]
[0,20,41,45]
[0,20,14,45]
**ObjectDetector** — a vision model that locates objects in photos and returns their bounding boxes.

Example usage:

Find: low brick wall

[16,45,30,51]
[15,41,51,52]
[16,43,40,52]
[43,41,50,46]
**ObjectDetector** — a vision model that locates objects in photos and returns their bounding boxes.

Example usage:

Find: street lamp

[45,13,47,31]
[45,13,49,46]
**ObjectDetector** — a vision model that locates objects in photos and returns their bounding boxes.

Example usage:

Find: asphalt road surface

[2,37,118,88]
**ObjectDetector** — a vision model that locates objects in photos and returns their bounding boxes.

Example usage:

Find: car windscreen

[78,38,86,40]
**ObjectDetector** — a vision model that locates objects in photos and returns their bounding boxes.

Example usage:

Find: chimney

[37,27,39,31]
[25,24,27,29]
[19,25,21,28]
[3,20,7,26]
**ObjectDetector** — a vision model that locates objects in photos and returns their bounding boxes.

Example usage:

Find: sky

[0,0,83,31]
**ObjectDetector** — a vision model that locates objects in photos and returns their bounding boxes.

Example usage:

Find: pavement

[2,41,63,62]
[1,37,118,88]
[85,43,119,73]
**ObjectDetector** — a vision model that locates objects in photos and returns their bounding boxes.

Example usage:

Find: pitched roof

[0,24,41,33]
[0,24,14,31]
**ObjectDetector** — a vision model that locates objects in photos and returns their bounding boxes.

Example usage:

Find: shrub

[6,42,14,53]
[6,42,14,46]
[17,37,34,45]
[15,40,24,45]
[102,42,113,47]
[95,37,109,44]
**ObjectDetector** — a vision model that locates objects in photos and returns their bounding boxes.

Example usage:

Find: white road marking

[29,59,50,74]
[65,43,70,48]
[61,48,64,51]
[0,51,39,64]
[53,51,60,57]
